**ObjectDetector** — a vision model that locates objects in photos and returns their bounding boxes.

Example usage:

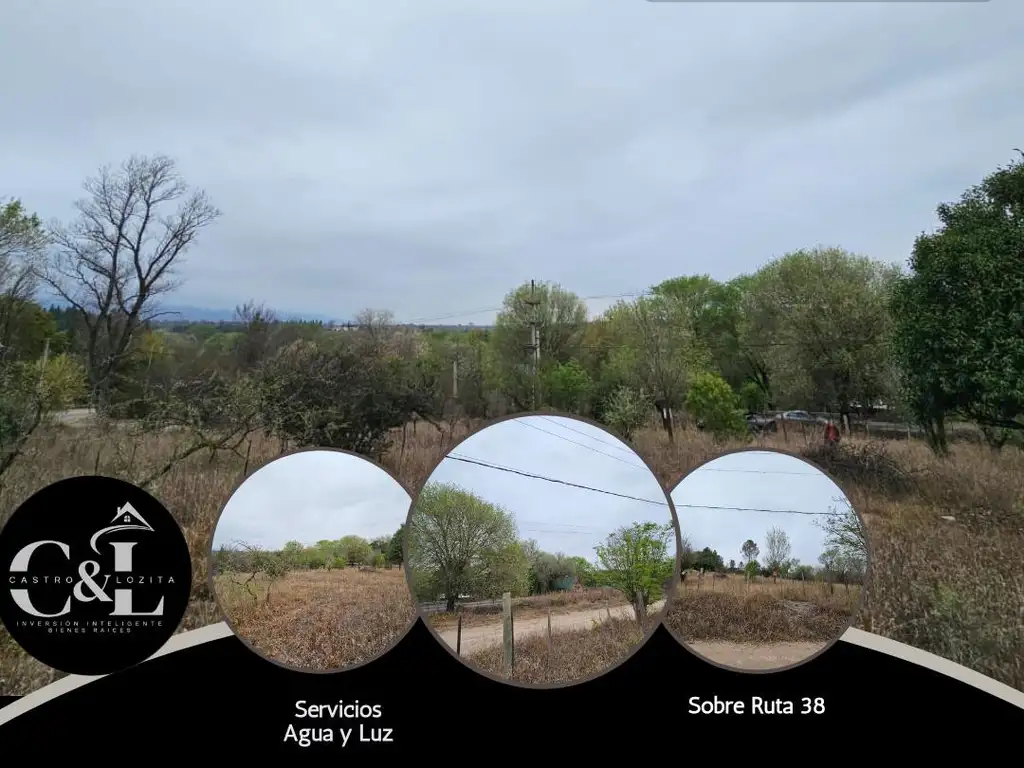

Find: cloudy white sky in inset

[3,2,1022,321]
[671,451,851,568]
[421,416,676,561]
[212,451,410,551]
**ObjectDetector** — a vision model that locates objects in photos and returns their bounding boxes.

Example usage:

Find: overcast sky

[3,2,1022,322]
[212,450,410,551]
[672,451,850,568]
[422,415,676,561]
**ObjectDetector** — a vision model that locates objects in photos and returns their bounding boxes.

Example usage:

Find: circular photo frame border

[205,445,421,676]
[662,445,874,675]
[401,410,686,690]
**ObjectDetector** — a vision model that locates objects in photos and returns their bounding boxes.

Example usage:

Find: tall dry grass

[1,417,1022,693]
[214,568,416,671]
[466,616,648,685]
[666,573,859,643]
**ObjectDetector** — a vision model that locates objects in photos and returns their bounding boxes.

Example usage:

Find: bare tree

[763,527,792,581]
[39,155,220,407]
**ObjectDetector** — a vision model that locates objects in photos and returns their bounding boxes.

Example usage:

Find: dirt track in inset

[437,600,665,656]
[683,640,828,670]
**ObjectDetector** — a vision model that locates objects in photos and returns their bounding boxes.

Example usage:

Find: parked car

[746,413,777,433]
[779,410,827,425]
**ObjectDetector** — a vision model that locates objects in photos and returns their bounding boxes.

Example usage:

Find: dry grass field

[214,567,416,671]
[667,574,857,644]
[1,417,1023,693]
[465,616,650,685]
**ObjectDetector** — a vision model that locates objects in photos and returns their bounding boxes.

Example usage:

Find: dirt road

[439,601,665,656]
[684,640,827,670]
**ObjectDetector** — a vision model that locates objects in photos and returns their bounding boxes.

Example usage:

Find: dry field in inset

[665,575,856,669]
[428,587,629,630]
[669,574,858,639]
[465,616,650,685]
[1,418,1023,693]
[213,567,416,670]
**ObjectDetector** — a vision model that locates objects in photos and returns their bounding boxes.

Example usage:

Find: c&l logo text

[7,502,175,634]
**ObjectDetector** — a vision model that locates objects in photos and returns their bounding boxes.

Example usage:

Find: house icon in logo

[114,502,150,528]
[89,501,156,554]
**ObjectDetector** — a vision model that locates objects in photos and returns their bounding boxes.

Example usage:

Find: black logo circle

[0,476,193,676]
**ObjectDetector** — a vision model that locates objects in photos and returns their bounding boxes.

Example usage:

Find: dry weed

[429,587,628,630]
[666,590,853,644]
[466,616,647,685]
[215,568,416,670]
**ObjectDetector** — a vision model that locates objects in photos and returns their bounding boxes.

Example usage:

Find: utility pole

[452,339,459,400]
[523,280,541,410]
[38,337,51,387]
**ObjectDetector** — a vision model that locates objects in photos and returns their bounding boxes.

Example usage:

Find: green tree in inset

[595,521,675,625]
[406,482,521,611]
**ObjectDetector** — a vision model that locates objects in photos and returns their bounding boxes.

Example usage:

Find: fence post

[502,592,514,677]
[546,608,552,658]
[456,614,462,656]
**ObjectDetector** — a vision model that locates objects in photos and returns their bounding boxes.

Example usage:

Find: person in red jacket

[824,419,840,448]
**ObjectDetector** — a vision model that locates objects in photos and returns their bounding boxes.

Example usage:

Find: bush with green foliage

[685,372,746,437]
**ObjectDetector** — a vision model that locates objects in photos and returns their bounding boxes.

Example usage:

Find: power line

[444,453,668,506]
[536,415,637,454]
[695,467,821,477]
[403,291,651,326]
[443,452,841,516]
[674,502,837,516]
[514,419,647,470]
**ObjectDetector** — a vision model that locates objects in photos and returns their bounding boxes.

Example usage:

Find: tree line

[406,482,675,621]
[679,501,869,590]
[1,149,1021,485]
[213,528,406,575]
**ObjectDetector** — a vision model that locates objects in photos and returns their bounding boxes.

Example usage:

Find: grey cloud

[2,1,1022,321]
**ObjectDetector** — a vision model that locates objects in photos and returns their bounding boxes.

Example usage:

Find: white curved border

[0,622,233,726]
[1,623,1021,726]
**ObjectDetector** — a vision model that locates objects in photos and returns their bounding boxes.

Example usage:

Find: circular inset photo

[404,414,680,687]
[663,449,869,672]
[209,449,417,673]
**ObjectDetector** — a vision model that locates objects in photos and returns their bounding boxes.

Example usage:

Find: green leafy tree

[891,151,1024,453]
[489,282,588,410]
[595,521,675,624]
[692,547,725,572]
[601,385,651,442]
[685,372,746,437]
[386,524,406,566]
[337,535,372,566]
[746,247,899,422]
[0,199,47,353]
[602,295,710,440]
[651,275,749,390]
[0,354,87,483]
[406,482,521,611]
[740,539,759,565]
[544,359,593,414]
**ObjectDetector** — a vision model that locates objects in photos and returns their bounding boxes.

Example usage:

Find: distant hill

[39,296,494,330]
[155,304,340,323]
